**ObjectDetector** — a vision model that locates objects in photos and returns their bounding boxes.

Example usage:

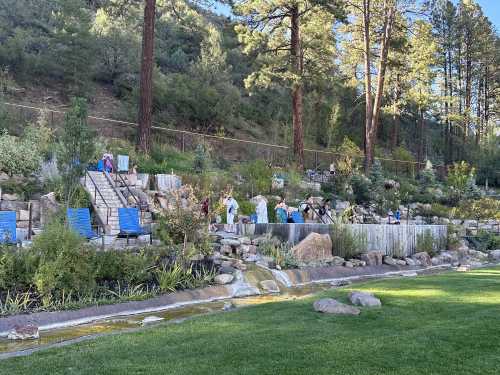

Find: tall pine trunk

[290,4,304,169]
[137,0,156,154]
[362,0,373,171]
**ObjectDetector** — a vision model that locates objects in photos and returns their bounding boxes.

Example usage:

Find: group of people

[217,194,334,225]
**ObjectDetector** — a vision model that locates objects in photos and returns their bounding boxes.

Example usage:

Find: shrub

[0,246,39,293]
[32,221,96,305]
[330,221,366,259]
[416,229,437,257]
[193,143,210,173]
[0,130,42,176]
[475,231,500,252]
[455,198,500,220]
[350,173,371,204]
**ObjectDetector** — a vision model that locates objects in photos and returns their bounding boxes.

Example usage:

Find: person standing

[224,195,239,225]
[255,197,268,224]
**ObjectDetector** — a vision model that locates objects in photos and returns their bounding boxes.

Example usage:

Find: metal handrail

[85,171,111,225]
[116,172,140,207]
[300,200,334,224]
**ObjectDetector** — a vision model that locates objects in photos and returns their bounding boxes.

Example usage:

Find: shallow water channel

[0,283,330,356]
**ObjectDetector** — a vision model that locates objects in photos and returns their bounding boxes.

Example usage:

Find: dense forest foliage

[0,0,498,181]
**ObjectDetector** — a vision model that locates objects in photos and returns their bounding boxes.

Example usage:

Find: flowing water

[0,271,330,357]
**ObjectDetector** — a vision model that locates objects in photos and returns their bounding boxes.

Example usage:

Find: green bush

[330,221,367,259]
[416,230,437,257]
[350,173,371,204]
[0,246,39,293]
[475,231,500,252]
[32,222,96,305]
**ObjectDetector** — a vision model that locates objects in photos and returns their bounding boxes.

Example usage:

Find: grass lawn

[3,268,500,375]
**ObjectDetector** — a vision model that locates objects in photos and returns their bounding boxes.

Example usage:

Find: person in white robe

[255,198,268,224]
[224,196,239,225]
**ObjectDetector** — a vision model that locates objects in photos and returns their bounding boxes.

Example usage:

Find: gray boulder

[383,256,397,266]
[331,256,346,266]
[412,252,432,267]
[361,251,384,266]
[313,298,360,315]
[215,274,234,285]
[348,291,382,307]
[404,257,416,266]
[220,238,241,247]
[488,250,500,261]
[8,325,39,340]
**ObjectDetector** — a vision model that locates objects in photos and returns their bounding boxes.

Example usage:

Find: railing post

[28,202,33,240]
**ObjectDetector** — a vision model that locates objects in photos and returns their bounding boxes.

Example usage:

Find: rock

[1,193,20,201]
[383,256,397,266]
[240,237,251,245]
[348,259,366,267]
[488,250,500,261]
[215,274,234,285]
[223,302,235,311]
[313,298,360,315]
[258,256,277,269]
[142,316,164,325]
[330,280,352,287]
[220,238,241,247]
[0,200,27,211]
[404,258,416,266]
[243,254,259,263]
[219,266,236,274]
[395,259,407,266]
[348,291,382,307]
[7,325,39,340]
[220,245,233,255]
[361,251,384,266]
[457,264,471,272]
[412,252,431,267]
[468,250,488,262]
[402,271,418,277]
[331,256,346,266]
[259,280,280,293]
[344,261,354,268]
[252,236,268,246]
[233,262,247,271]
[221,260,234,268]
[291,233,333,264]
[469,261,484,268]
[40,192,60,227]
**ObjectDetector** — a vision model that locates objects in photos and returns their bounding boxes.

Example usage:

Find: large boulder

[489,250,500,262]
[348,291,382,307]
[360,251,384,266]
[383,256,397,266]
[313,298,360,315]
[7,325,39,340]
[291,233,333,264]
[215,274,234,285]
[412,252,432,267]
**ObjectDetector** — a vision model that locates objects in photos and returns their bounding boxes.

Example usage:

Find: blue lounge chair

[0,211,17,244]
[290,211,305,224]
[249,213,258,224]
[118,207,152,244]
[67,208,99,240]
[276,208,288,223]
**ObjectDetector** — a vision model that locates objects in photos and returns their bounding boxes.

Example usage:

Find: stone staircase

[82,171,154,236]
[83,171,125,235]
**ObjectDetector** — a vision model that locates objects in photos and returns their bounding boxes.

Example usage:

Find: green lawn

[3,268,500,375]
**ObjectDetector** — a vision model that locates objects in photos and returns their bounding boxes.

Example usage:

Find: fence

[2,101,445,176]
[238,223,448,257]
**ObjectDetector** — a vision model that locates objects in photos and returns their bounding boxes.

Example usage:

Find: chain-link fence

[3,101,446,177]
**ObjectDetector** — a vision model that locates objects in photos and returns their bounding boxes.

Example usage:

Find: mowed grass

[3,268,500,375]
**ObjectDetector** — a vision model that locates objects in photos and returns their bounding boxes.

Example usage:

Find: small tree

[57,98,96,207]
